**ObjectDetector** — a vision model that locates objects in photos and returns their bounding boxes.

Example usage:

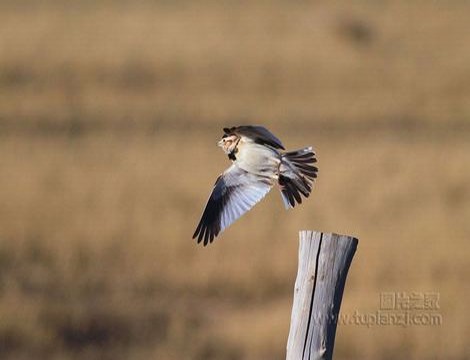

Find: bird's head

[218,134,239,155]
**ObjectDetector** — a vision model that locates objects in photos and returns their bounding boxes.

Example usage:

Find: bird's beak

[217,139,224,147]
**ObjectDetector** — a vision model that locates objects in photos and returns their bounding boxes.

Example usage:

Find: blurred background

[1,1,469,359]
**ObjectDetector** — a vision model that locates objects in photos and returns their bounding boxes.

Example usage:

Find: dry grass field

[1,1,470,359]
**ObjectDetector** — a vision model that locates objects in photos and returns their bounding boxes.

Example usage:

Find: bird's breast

[234,141,280,177]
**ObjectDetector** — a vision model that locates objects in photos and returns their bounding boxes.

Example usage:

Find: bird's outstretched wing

[193,164,273,245]
[224,125,285,150]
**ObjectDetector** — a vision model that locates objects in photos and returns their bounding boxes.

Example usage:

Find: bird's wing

[193,164,273,245]
[224,125,285,150]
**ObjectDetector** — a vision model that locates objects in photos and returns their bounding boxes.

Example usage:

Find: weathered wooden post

[286,231,358,360]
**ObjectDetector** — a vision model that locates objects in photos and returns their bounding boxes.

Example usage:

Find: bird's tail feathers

[278,147,318,209]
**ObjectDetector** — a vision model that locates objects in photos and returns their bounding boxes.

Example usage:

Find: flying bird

[193,125,318,245]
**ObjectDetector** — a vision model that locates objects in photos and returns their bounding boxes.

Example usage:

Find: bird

[193,125,318,246]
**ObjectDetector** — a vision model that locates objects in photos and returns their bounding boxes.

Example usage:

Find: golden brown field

[1,1,469,359]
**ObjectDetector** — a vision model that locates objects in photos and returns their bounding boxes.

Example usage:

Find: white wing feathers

[193,164,273,245]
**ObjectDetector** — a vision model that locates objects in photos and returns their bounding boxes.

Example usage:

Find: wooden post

[286,231,358,360]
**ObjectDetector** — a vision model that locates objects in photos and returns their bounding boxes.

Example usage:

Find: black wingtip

[193,223,219,246]
[193,222,202,241]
